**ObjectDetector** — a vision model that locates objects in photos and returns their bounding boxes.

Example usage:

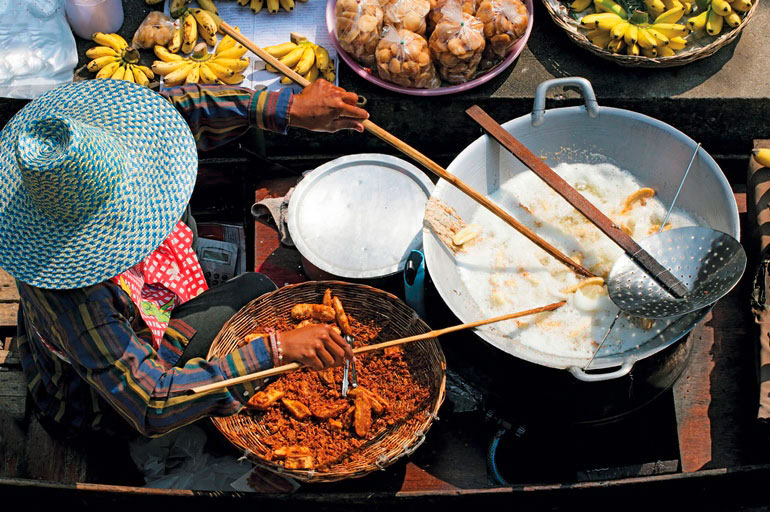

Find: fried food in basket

[239,288,434,472]
[428,3,486,84]
[247,388,285,410]
[291,303,336,322]
[335,0,383,66]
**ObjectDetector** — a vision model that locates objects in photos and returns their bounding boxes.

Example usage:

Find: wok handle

[531,77,600,127]
[568,359,634,382]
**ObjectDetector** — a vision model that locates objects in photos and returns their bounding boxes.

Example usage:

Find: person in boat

[0,78,367,439]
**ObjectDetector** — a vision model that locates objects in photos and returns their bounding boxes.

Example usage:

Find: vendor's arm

[160,80,369,151]
[21,283,272,437]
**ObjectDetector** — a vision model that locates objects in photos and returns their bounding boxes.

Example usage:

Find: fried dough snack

[380,0,431,36]
[476,0,528,59]
[282,398,312,420]
[291,303,336,322]
[247,388,285,410]
[354,394,373,436]
[335,0,384,67]
[376,26,441,89]
[428,4,486,84]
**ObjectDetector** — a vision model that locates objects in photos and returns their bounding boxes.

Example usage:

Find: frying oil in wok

[456,162,702,359]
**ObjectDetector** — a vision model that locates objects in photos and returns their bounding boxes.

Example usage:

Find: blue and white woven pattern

[0,80,198,289]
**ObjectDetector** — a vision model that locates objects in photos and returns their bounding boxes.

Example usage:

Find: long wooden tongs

[217,22,593,278]
[186,301,565,395]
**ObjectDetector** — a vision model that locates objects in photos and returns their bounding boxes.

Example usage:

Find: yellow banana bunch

[753,149,770,168]
[152,40,249,86]
[580,8,693,57]
[263,37,334,84]
[240,0,299,13]
[87,34,154,86]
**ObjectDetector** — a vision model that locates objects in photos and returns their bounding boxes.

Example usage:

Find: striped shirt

[15,84,291,437]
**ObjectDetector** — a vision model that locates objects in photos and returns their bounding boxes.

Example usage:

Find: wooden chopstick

[466,105,688,299]
[186,301,566,395]
[218,23,594,278]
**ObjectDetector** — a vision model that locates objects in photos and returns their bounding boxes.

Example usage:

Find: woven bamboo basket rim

[542,0,759,68]
[206,280,447,483]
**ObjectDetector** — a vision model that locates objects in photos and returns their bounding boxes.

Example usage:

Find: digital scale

[196,238,238,287]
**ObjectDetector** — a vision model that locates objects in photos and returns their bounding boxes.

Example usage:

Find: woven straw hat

[0,80,198,289]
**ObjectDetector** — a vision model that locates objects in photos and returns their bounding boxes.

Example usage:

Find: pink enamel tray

[326,0,534,96]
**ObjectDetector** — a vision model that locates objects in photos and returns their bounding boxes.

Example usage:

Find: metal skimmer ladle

[606,144,747,319]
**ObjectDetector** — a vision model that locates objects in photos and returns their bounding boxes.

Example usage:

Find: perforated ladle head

[607,226,746,318]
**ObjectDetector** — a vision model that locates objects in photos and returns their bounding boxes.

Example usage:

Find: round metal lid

[288,154,434,279]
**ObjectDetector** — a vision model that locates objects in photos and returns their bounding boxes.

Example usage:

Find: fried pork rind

[281,398,312,420]
[335,0,383,67]
[273,445,311,458]
[331,296,353,336]
[348,386,388,414]
[311,401,351,419]
[322,288,333,308]
[376,26,440,89]
[284,456,314,470]
[428,3,486,85]
[247,388,285,410]
[621,187,655,214]
[354,394,373,437]
[291,304,336,322]
[476,0,528,59]
[317,368,336,387]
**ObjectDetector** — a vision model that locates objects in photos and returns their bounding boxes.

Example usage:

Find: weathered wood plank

[0,303,17,329]
[0,269,19,302]
[673,184,757,472]
[0,370,26,416]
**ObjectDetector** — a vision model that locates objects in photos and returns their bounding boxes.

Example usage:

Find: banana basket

[207,281,447,483]
[542,0,759,68]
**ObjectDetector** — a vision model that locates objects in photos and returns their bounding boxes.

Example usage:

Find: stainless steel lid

[288,154,434,279]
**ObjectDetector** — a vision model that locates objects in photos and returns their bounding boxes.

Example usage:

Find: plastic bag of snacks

[132,11,177,50]
[427,0,478,34]
[475,0,528,59]
[376,26,440,89]
[428,2,485,84]
[335,0,383,67]
[380,0,431,36]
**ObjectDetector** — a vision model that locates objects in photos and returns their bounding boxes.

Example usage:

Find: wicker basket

[207,280,447,483]
[542,0,759,68]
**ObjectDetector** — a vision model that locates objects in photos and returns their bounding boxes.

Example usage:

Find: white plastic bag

[0,0,77,99]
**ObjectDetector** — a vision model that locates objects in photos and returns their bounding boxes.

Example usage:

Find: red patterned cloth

[111,221,208,349]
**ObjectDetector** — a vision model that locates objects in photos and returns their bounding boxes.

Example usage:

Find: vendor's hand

[288,79,369,133]
[278,324,354,371]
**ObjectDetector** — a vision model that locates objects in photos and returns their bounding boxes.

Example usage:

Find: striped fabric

[160,84,293,150]
[17,280,272,437]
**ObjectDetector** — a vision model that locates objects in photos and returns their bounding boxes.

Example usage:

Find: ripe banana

[217,29,240,54]
[753,149,770,168]
[637,28,658,49]
[199,63,219,84]
[686,10,708,31]
[155,45,184,62]
[152,59,190,75]
[170,0,189,18]
[313,45,330,71]
[730,0,752,13]
[649,22,689,37]
[279,46,306,68]
[219,73,247,85]
[654,6,684,23]
[668,36,688,50]
[323,61,335,83]
[206,61,236,79]
[197,0,218,14]
[216,46,248,60]
[623,24,638,45]
[250,0,264,13]
[212,58,250,72]
[570,0,592,10]
[111,64,127,81]
[643,0,666,17]
[711,0,732,15]
[265,42,299,58]
[92,32,128,52]
[164,61,197,86]
[190,8,217,38]
[641,47,658,57]
[593,0,627,19]
[86,46,118,59]
[152,40,249,86]
[705,8,724,35]
[724,11,741,27]
[87,55,119,72]
[181,12,197,53]
[267,0,279,13]
[279,0,295,10]
[185,64,201,84]
[95,60,121,79]
[304,63,319,83]
[168,21,183,53]
[294,46,315,75]
[238,0,249,5]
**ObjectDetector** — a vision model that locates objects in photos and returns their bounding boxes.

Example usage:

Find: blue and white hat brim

[0,80,198,289]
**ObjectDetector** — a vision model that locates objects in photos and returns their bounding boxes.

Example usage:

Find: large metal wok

[423,77,740,382]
